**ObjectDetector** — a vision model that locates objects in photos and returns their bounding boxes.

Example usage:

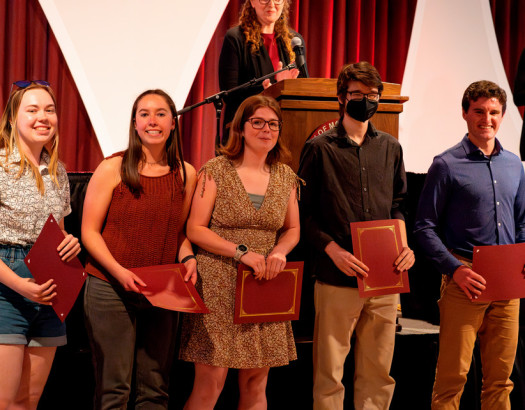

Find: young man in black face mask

[298,61,414,410]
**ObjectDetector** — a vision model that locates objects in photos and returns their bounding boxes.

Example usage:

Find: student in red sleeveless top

[81,89,197,409]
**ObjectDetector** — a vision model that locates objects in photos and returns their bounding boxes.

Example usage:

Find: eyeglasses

[346,91,380,102]
[258,0,284,5]
[246,117,282,131]
[10,80,50,96]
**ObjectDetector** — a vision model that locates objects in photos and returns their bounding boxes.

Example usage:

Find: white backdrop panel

[39,0,229,156]
[400,0,523,173]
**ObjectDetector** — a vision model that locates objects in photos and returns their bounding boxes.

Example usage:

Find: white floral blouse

[0,147,71,246]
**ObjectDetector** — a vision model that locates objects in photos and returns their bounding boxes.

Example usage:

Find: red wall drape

[490,0,525,117]
[0,0,103,171]
[1,0,524,171]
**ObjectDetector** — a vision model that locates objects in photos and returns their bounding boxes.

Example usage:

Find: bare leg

[184,363,228,410]
[0,345,24,410]
[12,346,56,410]
[238,367,269,410]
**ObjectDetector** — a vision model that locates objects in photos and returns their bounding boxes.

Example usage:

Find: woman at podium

[219,0,308,143]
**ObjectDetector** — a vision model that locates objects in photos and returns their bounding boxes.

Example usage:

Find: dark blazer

[514,49,525,160]
[218,26,308,141]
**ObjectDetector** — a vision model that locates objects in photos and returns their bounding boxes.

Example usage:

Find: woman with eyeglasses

[180,95,300,409]
[0,80,81,408]
[219,0,308,143]
[81,89,197,409]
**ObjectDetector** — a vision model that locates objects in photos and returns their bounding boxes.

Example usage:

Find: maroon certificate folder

[234,261,303,324]
[24,214,87,322]
[472,243,525,302]
[350,219,410,297]
[130,264,209,313]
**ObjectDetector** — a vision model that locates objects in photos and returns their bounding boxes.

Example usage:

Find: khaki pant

[432,262,519,410]
[312,281,397,410]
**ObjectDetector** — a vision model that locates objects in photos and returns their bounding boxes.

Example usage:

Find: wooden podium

[262,78,408,171]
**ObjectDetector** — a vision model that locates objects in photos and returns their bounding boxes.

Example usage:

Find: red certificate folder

[350,219,410,297]
[234,261,303,324]
[130,264,209,313]
[24,214,87,322]
[472,243,525,302]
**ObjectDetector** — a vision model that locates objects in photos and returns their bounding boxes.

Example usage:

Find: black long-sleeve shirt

[297,121,407,287]
[218,26,307,136]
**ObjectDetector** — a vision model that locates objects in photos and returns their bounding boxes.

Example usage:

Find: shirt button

[494,180,497,184]
[498,222,501,227]
[362,167,366,171]
[365,208,370,213]
[497,201,500,206]
[363,187,368,192]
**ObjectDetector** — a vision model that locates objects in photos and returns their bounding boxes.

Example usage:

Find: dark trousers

[84,276,178,410]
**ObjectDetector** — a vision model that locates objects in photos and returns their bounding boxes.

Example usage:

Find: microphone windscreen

[291,36,302,49]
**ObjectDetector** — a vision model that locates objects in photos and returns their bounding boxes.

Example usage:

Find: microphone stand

[177,62,297,154]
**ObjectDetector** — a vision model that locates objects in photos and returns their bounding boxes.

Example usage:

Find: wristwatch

[234,244,248,262]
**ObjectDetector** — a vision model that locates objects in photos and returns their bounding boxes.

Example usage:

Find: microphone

[291,36,309,78]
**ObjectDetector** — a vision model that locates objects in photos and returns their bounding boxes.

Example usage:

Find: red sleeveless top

[85,160,184,282]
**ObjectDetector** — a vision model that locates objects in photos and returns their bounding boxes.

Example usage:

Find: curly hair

[239,0,295,61]
[461,80,507,114]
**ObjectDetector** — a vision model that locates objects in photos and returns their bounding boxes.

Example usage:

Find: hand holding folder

[234,262,303,324]
[24,214,86,322]
[350,219,410,298]
[130,264,209,313]
[472,243,525,302]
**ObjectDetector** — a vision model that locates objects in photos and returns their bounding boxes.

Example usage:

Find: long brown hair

[239,0,295,61]
[121,89,186,197]
[220,94,290,166]
[0,82,60,194]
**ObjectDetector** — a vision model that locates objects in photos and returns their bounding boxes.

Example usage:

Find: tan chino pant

[312,281,397,410]
[432,260,519,410]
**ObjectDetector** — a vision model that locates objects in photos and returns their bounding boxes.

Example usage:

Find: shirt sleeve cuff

[442,258,463,277]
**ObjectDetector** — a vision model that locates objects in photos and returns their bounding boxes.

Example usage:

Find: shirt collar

[335,118,379,145]
[1,145,50,171]
[461,134,503,158]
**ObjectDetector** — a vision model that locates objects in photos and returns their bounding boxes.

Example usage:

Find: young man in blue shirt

[414,80,525,409]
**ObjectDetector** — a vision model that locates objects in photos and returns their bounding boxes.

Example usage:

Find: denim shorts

[0,245,66,347]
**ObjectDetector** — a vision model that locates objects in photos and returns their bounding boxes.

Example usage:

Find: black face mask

[345,98,378,122]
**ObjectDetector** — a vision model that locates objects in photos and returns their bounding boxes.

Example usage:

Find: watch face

[238,244,248,252]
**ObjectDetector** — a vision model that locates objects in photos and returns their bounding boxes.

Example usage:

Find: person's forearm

[271,227,300,256]
[303,216,335,253]
[187,225,237,258]
[413,228,462,275]
[82,230,125,278]
[177,233,194,261]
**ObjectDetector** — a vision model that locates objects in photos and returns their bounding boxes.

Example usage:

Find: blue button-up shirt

[414,135,525,276]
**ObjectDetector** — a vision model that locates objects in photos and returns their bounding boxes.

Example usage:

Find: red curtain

[0,0,103,171]
[1,0,524,171]
[490,0,525,116]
